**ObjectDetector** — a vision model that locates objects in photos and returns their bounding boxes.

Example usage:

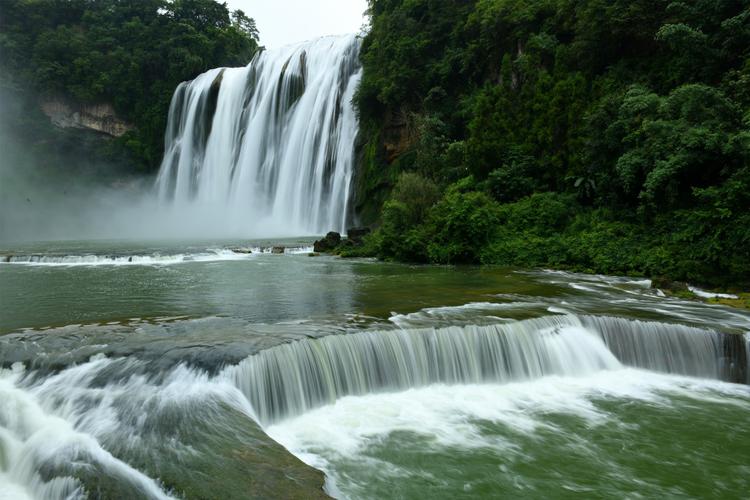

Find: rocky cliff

[40,97,134,137]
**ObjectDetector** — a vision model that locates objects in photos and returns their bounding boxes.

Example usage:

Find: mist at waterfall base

[0,35,361,243]
[0,93,141,243]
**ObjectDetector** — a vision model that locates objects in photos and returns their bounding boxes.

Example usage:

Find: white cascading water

[581,315,735,379]
[2,314,746,498]
[223,316,622,425]
[155,35,362,236]
[222,314,747,425]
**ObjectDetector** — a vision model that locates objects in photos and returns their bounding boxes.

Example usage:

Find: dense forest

[1,0,748,288]
[351,0,750,288]
[0,0,259,170]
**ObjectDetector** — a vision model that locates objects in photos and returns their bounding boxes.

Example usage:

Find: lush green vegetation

[354,0,750,288]
[0,0,259,170]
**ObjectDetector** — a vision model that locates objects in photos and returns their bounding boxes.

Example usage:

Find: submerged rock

[313,232,341,253]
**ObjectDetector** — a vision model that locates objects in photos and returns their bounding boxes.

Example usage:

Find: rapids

[2,246,749,499]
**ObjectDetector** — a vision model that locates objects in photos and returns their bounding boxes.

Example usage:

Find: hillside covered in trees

[0,0,259,170]
[1,0,748,288]
[352,0,750,288]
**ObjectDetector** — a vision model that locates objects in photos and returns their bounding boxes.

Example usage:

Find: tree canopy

[353,0,750,287]
[0,0,260,169]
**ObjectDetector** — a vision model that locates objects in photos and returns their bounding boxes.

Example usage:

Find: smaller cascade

[222,314,749,426]
[582,315,747,382]
[223,316,620,425]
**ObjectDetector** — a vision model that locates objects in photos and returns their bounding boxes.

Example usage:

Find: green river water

[0,240,748,499]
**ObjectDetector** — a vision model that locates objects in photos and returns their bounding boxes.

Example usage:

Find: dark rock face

[346,227,371,244]
[272,246,285,254]
[40,97,134,137]
[313,232,341,253]
[721,333,748,384]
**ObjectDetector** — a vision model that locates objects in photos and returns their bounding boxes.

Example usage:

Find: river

[1,240,748,499]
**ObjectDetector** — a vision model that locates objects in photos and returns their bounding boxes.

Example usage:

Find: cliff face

[382,109,414,165]
[40,97,134,137]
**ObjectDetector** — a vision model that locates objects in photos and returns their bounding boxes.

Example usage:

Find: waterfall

[224,316,621,425]
[222,315,748,425]
[155,35,362,236]
[581,315,746,382]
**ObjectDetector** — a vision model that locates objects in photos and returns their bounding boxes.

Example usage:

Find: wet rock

[651,277,689,293]
[0,255,10,263]
[272,246,285,254]
[40,97,134,137]
[231,247,254,254]
[313,232,341,253]
[721,333,748,384]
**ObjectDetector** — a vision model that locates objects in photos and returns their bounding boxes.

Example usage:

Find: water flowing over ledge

[0,247,313,266]
[155,35,362,236]
[2,315,747,497]
[223,315,749,425]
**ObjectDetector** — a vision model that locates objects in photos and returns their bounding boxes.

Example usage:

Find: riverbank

[318,230,750,311]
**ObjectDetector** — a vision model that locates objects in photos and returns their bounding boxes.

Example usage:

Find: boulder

[271,246,285,254]
[313,232,341,253]
[651,277,689,292]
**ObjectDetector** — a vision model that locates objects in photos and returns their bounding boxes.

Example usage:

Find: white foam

[0,246,318,267]
[0,362,175,500]
[389,302,544,327]
[688,286,739,300]
[267,370,750,496]
[1,249,254,267]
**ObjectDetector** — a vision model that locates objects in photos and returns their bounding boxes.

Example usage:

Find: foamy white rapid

[0,246,313,267]
[0,361,176,500]
[222,314,748,425]
[266,369,750,499]
[155,35,362,236]
[2,309,748,499]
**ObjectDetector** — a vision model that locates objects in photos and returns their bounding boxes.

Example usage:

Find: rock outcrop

[313,232,341,253]
[40,97,134,137]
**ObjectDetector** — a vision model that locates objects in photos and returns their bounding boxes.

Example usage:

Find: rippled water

[1,240,748,499]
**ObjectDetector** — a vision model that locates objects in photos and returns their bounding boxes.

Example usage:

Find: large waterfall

[155,35,362,235]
